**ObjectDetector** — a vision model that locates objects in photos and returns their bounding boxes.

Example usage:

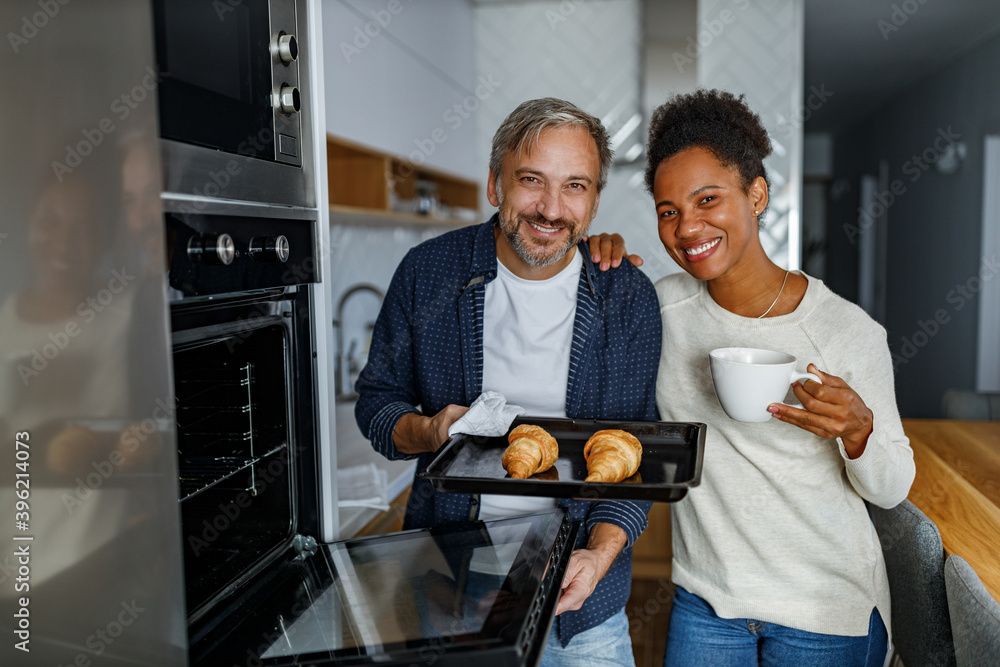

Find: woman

[590,90,914,665]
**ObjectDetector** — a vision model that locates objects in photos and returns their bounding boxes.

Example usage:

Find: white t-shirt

[477,250,582,520]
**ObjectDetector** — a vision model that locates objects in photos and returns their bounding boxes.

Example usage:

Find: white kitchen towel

[447,391,525,438]
[337,462,390,511]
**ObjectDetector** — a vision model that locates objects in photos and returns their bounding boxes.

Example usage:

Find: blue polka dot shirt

[355,216,662,645]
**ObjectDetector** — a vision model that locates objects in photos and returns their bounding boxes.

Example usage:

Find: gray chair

[944,555,1000,666]
[869,500,956,667]
[941,389,1000,421]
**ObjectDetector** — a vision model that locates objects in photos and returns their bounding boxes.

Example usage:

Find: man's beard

[498,209,588,268]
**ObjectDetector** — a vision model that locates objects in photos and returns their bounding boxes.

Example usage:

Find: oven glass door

[190,511,577,667]
[154,0,275,158]
[174,313,296,618]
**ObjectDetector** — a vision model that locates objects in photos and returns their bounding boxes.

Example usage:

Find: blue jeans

[540,608,635,667]
[664,587,887,667]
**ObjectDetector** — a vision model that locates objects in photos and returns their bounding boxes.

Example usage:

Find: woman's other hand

[767,364,874,459]
[584,233,644,271]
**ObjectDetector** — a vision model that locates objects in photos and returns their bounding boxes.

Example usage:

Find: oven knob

[272,33,298,64]
[187,233,235,266]
[275,86,300,114]
[249,235,290,263]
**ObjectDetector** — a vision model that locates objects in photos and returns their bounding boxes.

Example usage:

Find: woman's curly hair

[645,89,772,220]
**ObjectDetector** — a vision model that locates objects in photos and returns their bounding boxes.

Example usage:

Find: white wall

[323,0,479,178]
[322,0,483,385]
[696,0,804,270]
[472,0,643,232]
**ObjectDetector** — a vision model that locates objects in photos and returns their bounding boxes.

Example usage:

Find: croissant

[583,429,642,483]
[502,424,558,479]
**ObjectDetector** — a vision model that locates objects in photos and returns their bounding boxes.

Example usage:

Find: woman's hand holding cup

[767,364,874,459]
[709,347,822,423]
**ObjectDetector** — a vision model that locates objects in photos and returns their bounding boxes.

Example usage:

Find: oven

[163,199,573,666]
[165,198,323,627]
[153,0,314,207]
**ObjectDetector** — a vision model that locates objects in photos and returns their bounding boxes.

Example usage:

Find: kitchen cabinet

[327,135,479,226]
[632,502,671,580]
[628,503,672,666]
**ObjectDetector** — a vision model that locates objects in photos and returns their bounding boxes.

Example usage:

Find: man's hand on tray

[393,404,469,455]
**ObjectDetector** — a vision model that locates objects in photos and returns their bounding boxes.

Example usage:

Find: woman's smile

[682,237,721,259]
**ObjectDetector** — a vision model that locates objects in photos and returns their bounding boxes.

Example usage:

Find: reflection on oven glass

[0,112,182,661]
[0,169,135,594]
[259,522,533,658]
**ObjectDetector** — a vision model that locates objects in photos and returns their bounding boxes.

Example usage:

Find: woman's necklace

[758,270,789,319]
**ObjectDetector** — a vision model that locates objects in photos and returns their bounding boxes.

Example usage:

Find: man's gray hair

[489,97,613,195]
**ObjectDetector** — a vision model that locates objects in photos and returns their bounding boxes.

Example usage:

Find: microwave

[153,0,314,207]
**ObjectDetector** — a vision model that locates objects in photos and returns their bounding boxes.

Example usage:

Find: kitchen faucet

[332,283,385,400]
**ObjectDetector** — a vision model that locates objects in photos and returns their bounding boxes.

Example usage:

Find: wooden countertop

[903,419,1000,602]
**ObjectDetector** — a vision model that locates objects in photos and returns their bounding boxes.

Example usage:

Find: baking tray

[418,416,706,503]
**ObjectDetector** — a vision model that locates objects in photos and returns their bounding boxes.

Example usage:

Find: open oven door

[188,510,577,667]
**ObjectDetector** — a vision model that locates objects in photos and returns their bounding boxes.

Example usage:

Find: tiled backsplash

[328,222,459,396]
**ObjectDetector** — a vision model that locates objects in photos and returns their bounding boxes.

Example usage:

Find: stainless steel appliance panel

[154,0,315,207]
[0,1,186,664]
[154,0,301,166]
[160,138,315,208]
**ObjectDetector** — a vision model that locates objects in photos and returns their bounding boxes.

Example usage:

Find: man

[355,97,661,665]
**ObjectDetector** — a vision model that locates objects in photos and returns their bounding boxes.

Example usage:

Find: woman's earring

[754,210,759,215]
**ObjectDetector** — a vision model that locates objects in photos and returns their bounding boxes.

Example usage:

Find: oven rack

[177,430,256,459]
[176,404,255,432]
[174,364,255,408]
[178,443,287,502]
[174,362,260,458]
[175,364,255,384]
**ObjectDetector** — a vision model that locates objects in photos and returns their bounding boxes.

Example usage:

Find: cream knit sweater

[655,271,915,637]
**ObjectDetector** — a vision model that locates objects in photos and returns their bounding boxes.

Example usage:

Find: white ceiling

[804,0,1000,133]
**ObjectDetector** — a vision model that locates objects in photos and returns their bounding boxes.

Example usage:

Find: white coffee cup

[709,347,822,422]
